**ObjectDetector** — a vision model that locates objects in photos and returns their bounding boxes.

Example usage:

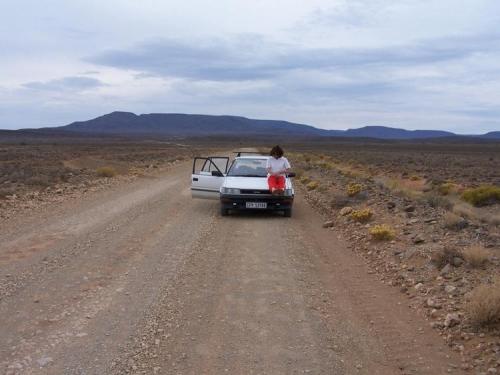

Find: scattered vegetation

[299,176,311,184]
[369,224,395,241]
[431,246,462,269]
[443,212,467,230]
[329,192,351,208]
[96,166,118,178]
[466,279,500,327]
[346,183,363,197]
[350,208,373,223]
[422,193,453,210]
[462,245,490,268]
[437,182,456,196]
[462,185,500,206]
[306,180,320,190]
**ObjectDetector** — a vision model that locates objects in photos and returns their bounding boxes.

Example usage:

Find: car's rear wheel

[221,207,229,216]
[283,208,292,217]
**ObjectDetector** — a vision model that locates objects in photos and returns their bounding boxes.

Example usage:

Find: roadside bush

[96,166,117,178]
[423,193,453,210]
[431,246,462,269]
[346,183,363,197]
[443,212,468,230]
[306,180,320,191]
[462,185,500,206]
[370,224,395,241]
[438,182,456,196]
[330,192,351,208]
[466,279,500,327]
[299,176,310,184]
[350,208,373,223]
[462,245,490,268]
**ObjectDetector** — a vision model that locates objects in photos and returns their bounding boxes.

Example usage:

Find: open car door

[191,157,229,199]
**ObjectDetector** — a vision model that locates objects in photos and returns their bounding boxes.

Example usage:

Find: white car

[191,153,295,217]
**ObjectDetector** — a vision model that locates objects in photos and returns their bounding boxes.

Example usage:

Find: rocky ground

[290,151,500,374]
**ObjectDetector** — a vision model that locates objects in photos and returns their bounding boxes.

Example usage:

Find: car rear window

[227,159,267,177]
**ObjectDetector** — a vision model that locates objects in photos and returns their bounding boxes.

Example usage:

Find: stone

[425,298,442,309]
[37,356,53,367]
[444,313,460,328]
[452,257,464,267]
[440,264,452,276]
[444,285,457,294]
[387,201,396,209]
[322,220,335,228]
[413,235,425,244]
[340,207,353,216]
[404,205,416,212]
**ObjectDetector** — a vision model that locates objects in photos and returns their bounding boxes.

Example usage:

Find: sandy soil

[0,161,465,374]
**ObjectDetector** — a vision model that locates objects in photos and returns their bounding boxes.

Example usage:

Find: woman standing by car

[266,145,291,195]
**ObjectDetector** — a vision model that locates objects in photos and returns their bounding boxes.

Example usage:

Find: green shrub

[96,166,117,178]
[462,185,500,206]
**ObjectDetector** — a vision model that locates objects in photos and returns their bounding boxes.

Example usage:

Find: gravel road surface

[0,162,464,374]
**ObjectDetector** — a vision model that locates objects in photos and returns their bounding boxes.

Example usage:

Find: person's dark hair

[270,145,284,158]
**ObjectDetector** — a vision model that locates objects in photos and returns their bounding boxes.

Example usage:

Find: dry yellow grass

[299,176,311,184]
[431,247,462,269]
[462,185,500,206]
[369,224,395,241]
[462,245,490,268]
[466,278,500,327]
[350,208,373,223]
[96,166,117,178]
[442,212,466,230]
[346,183,363,197]
[306,180,320,190]
[438,182,457,196]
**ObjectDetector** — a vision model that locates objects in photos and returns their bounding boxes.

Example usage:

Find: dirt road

[0,162,464,374]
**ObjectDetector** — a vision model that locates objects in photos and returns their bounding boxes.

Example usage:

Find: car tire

[283,208,292,217]
[221,207,229,216]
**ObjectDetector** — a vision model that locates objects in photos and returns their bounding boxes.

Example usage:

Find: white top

[266,157,291,176]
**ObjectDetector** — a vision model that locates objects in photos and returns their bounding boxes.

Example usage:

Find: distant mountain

[341,126,455,139]
[482,131,500,139]
[61,111,328,137]
[8,111,500,140]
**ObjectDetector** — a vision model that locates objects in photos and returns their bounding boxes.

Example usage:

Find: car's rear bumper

[220,194,294,211]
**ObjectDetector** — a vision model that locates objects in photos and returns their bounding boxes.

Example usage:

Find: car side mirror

[287,172,296,178]
[211,170,224,177]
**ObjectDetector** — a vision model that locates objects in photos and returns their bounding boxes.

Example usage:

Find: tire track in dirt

[289,195,465,375]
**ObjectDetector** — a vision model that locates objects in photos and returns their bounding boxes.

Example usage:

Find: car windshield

[227,158,268,177]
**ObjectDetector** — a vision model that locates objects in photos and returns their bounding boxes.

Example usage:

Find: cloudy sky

[1,0,500,133]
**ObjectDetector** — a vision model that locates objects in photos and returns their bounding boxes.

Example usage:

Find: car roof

[235,155,270,160]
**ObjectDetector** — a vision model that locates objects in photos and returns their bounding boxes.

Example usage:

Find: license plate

[246,202,267,209]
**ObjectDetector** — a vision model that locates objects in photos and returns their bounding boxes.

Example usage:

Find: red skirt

[268,175,285,191]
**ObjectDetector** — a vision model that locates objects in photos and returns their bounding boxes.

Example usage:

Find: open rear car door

[191,157,229,199]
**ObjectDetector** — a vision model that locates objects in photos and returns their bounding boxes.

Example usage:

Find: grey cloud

[23,76,104,91]
[87,33,500,83]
